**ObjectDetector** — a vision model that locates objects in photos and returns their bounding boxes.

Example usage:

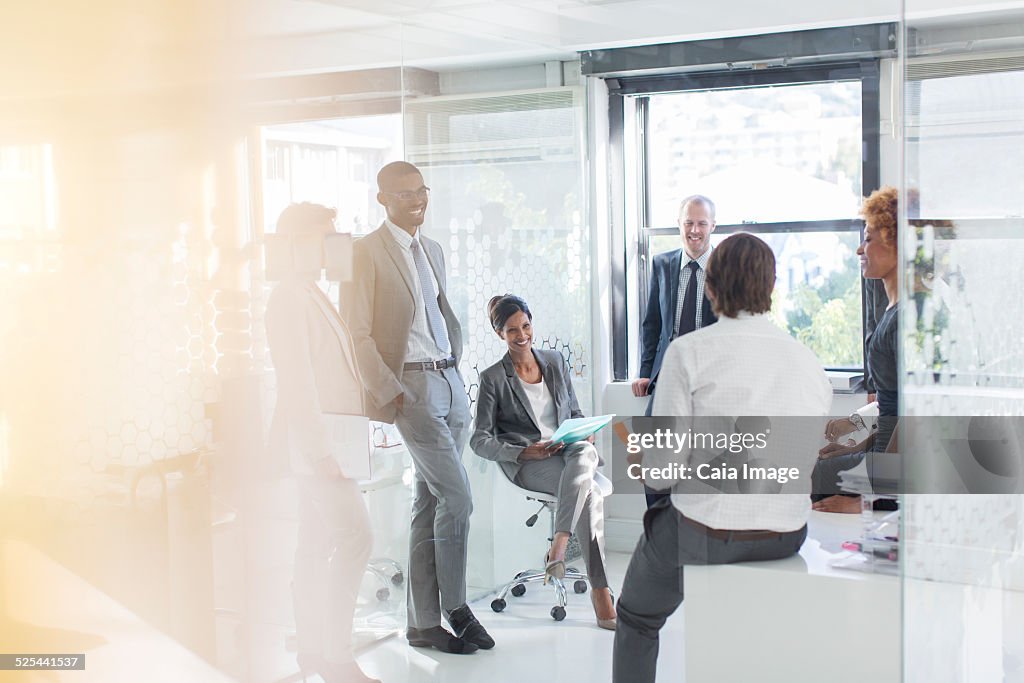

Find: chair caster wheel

[550,606,566,621]
[573,580,588,594]
[510,583,526,597]
[391,571,404,586]
[491,598,507,613]
[376,587,390,602]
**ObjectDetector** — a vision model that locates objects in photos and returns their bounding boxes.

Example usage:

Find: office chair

[489,469,614,621]
[358,468,407,601]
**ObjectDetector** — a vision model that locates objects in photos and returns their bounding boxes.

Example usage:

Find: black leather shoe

[407,625,479,654]
[447,605,495,650]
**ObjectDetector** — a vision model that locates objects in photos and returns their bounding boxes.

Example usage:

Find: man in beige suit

[343,161,493,654]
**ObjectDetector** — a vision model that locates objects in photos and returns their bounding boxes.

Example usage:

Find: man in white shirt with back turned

[613,233,833,683]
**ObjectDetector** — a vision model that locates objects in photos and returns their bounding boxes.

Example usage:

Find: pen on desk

[842,541,898,561]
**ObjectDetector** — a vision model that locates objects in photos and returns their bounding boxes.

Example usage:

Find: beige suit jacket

[341,223,463,423]
[266,280,366,475]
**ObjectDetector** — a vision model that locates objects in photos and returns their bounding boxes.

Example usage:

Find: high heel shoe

[543,552,566,585]
[591,589,617,631]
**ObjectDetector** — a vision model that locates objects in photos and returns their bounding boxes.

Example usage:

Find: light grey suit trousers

[514,441,608,590]
[342,224,471,629]
[395,365,472,629]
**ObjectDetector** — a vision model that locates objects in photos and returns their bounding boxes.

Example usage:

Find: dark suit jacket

[470,348,584,482]
[640,248,717,381]
[341,223,463,423]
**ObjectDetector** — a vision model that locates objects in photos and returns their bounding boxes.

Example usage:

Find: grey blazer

[470,348,584,482]
[341,223,463,423]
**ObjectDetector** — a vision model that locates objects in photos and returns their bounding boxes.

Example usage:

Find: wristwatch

[849,413,867,431]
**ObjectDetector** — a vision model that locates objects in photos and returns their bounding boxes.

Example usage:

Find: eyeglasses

[382,186,430,202]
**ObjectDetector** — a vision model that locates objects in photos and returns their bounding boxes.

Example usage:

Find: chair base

[490,565,599,621]
[366,558,404,602]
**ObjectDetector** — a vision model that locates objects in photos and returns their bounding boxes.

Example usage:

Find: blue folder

[550,414,615,445]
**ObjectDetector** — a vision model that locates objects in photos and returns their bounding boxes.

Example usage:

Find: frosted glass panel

[907,71,1024,220]
[902,9,1024,682]
[405,88,590,598]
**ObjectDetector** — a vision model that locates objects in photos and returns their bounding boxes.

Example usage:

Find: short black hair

[377,161,422,192]
[487,294,532,331]
[276,202,336,236]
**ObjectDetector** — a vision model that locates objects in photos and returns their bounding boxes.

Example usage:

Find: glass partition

[25,3,1024,681]
[402,87,591,598]
[901,5,1024,681]
[0,12,412,681]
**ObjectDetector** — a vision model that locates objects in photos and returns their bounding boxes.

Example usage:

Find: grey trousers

[613,501,807,683]
[293,475,373,665]
[394,366,472,629]
[515,441,609,590]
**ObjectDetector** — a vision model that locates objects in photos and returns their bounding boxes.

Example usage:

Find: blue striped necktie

[411,238,450,353]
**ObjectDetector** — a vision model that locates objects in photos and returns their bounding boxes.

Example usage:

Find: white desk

[683,511,900,683]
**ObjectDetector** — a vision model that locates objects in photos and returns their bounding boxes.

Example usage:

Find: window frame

[608,60,882,379]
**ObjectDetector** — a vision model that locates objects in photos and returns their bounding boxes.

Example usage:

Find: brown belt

[679,513,789,541]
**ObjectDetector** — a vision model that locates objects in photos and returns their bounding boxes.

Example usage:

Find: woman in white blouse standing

[265,203,379,683]
[471,295,616,630]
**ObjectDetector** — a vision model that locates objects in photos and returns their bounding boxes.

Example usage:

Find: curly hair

[704,233,775,318]
[861,186,898,246]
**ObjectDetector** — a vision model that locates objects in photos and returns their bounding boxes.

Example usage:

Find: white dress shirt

[384,219,451,362]
[651,311,833,531]
[519,377,559,440]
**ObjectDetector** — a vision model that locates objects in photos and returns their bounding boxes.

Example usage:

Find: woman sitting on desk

[471,294,616,630]
[813,185,901,513]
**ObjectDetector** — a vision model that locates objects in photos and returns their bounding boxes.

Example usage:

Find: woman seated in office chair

[813,186,901,513]
[470,294,617,630]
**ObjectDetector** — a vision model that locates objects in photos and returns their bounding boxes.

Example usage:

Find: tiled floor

[351,551,686,683]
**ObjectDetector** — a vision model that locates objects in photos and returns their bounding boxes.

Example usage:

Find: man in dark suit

[342,161,493,654]
[631,195,719,507]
